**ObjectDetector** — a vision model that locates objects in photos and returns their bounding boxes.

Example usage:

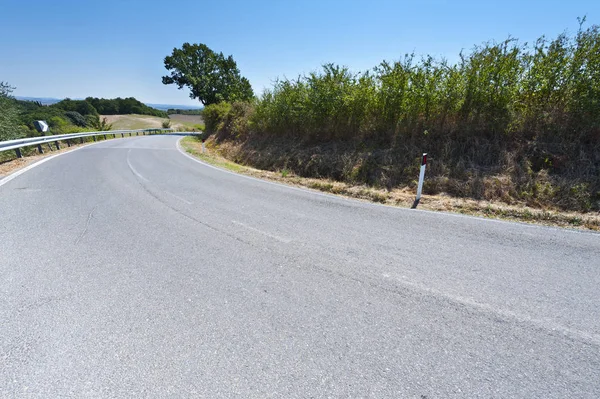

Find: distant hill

[15,97,202,112]
[146,103,203,111]
[15,96,61,105]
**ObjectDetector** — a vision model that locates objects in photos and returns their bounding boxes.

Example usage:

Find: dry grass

[169,114,204,125]
[102,114,197,131]
[181,136,600,231]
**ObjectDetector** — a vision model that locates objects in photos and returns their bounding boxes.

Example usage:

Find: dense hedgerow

[203,22,600,211]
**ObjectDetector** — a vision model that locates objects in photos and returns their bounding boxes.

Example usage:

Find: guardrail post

[80,137,84,144]
[104,134,107,140]
[66,140,71,147]
[37,144,44,154]
[93,136,97,142]
[54,141,60,150]
[15,148,23,158]
[121,133,124,138]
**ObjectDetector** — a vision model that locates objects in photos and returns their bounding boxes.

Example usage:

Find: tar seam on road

[124,155,257,249]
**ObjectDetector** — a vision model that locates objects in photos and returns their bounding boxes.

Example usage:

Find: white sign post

[411,153,427,209]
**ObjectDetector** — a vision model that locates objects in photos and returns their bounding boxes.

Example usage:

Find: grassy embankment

[182,24,600,230]
[180,136,600,231]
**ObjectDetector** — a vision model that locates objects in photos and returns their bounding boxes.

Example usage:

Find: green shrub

[48,116,68,129]
[196,22,600,211]
[64,111,88,127]
[85,114,99,127]
[0,82,23,141]
[87,116,113,131]
[51,99,98,116]
[203,102,232,134]
[85,97,167,117]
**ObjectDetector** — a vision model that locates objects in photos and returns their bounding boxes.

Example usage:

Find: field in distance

[102,114,204,130]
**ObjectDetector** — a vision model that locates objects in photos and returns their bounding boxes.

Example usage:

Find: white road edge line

[175,137,599,236]
[0,140,110,189]
[232,220,291,243]
[175,138,377,203]
[126,149,150,182]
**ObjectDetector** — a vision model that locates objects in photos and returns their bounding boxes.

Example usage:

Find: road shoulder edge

[174,137,600,236]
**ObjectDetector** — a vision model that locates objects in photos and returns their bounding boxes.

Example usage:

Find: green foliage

[202,23,600,211]
[51,99,98,116]
[85,97,167,117]
[85,114,99,127]
[19,105,68,130]
[8,95,161,140]
[167,108,203,115]
[162,43,254,105]
[162,119,172,128]
[64,111,88,127]
[203,102,232,134]
[86,115,112,132]
[0,82,23,141]
[203,101,254,140]
[48,116,68,129]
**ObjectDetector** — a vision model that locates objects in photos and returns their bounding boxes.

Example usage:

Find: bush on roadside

[203,102,232,135]
[199,22,600,212]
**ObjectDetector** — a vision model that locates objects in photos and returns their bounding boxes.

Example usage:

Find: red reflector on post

[422,153,427,165]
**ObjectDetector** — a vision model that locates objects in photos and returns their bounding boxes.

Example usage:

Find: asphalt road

[1,135,599,398]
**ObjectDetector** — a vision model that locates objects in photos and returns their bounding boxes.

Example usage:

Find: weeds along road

[1,135,599,398]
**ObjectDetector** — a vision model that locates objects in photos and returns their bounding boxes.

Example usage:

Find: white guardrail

[0,128,174,158]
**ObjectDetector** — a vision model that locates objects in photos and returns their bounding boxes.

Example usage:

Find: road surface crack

[75,205,97,244]
[134,178,256,248]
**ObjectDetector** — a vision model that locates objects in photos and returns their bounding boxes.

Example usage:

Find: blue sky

[1,0,598,106]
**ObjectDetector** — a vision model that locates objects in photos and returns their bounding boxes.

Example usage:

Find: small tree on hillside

[162,43,254,106]
[88,115,113,131]
[0,82,22,141]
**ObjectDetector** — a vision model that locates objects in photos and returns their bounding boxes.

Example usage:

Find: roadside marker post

[33,120,49,154]
[411,153,427,209]
[201,137,206,154]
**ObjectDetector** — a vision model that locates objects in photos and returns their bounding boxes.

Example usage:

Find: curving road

[1,135,599,398]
